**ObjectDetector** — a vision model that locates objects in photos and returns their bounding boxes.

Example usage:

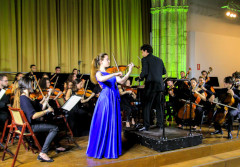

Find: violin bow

[79,73,84,79]
[137,56,141,61]
[47,76,59,100]
[33,75,45,98]
[33,75,52,111]
[82,79,89,98]
[112,53,120,72]
[50,74,57,81]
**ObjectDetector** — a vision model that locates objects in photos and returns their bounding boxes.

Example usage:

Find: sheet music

[62,95,81,111]
[0,89,6,100]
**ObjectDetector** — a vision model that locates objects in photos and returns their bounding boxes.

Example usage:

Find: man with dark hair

[55,67,61,74]
[30,64,37,73]
[139,44,166,131]
[211,76,240,139]
[0,74,10,132]
[25,64,37,78]
[72,68,78,75]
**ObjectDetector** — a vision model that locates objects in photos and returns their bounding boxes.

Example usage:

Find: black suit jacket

[140,53,166,92]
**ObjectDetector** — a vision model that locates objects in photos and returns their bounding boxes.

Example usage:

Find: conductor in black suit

[139,44,166,131]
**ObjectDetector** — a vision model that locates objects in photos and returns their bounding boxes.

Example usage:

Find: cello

[214,85,235,125]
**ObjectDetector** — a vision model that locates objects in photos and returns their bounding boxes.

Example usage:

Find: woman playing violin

[39,78,63,101]
[13,77,66,162]
[65,79,91,136]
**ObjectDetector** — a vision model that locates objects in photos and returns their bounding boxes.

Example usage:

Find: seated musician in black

[211,76,240,139]
[14,77,65,162]
[232,71,240,90]
[165,78,180,122]
[198,76,216,115]
[25,64,37,79]
[118,79,137,128]
[0,74,10,133]
[65,79,91,136]
[180,78,206,130]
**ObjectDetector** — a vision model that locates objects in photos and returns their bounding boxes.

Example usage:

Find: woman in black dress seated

[13,77,65,162]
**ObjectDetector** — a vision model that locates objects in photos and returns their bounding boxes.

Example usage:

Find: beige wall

[187,13,240,87]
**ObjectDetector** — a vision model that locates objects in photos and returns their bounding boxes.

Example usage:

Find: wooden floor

[0,124,240,167]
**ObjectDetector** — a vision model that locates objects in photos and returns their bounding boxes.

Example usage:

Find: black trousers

[31,123,59,154]
[143,91,163,128]
[0,110,9,131]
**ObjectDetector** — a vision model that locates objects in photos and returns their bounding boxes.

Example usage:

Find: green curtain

[0,0,148,75]
[151,0,188,78]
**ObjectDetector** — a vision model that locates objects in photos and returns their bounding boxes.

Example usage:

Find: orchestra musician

[177,78,206,130]
[13,77,66,162]
[232,71,240,90]
[72,68,78,76]
[165,78,180,123]
[201,70,209,83]
[11,73,24,94]
[180,71,186,79]
[211,76,240,139]
[25,64,37,78]
[0,74,10,133]
[138,44,166,131]
[65,79,90,136]
[198,76,216,120]
[119,79,137,128]
[55,66,61,74]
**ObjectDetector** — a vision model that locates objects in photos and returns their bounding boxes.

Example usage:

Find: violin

[5,85,13,95]
[49,85,63,99]
[76,88,93,97]
[106,65,140,73]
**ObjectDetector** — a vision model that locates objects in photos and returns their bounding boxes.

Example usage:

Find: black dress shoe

[37,155,54,162]
[211,130,223,135]
[139,127,149,131]
[228,132,233,139]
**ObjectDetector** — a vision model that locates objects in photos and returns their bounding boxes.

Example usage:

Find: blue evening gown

[86,71,122,159]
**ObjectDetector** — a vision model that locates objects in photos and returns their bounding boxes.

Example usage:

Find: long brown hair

[13,77,33,108]
[90,53,107,84]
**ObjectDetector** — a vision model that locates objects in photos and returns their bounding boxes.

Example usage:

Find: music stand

[33,72,51,79]
[61,95,82,149]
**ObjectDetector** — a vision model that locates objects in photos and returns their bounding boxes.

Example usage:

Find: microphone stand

[160,89,167,140]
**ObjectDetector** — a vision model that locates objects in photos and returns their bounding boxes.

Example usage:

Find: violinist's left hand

[128,63,134,72]
[227,89,234,96]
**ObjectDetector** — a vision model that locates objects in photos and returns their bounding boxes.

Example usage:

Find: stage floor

[0,125,240,167]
